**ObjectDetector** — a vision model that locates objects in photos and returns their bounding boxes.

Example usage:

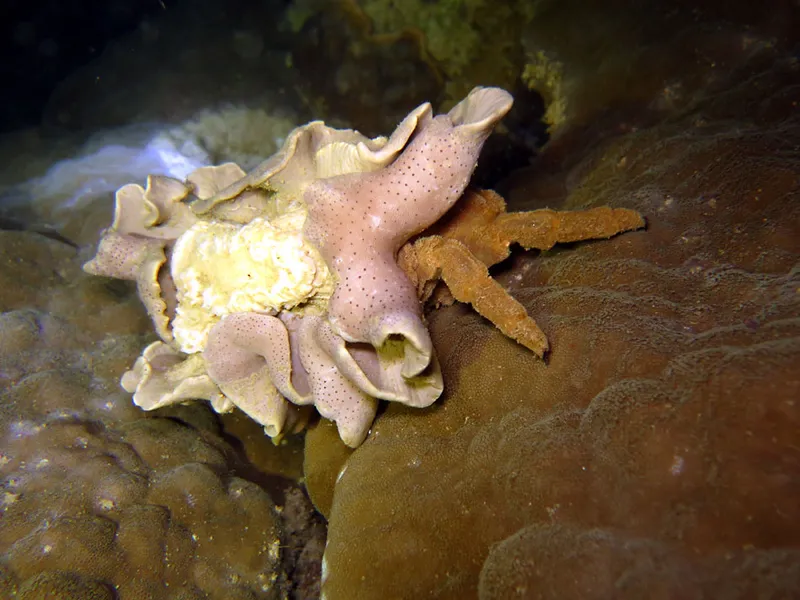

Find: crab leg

[405,235,550,357]
[496,206,645,251]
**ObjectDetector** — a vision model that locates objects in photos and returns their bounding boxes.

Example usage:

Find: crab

[398,187,645,357]
[83,87,644,447]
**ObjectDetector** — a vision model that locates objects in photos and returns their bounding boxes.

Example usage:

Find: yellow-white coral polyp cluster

[170,208,333,353]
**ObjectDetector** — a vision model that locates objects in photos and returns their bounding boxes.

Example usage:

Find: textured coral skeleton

[83,87,644,447]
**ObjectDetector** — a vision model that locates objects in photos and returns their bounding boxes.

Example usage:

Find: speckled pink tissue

[303,87,513,376]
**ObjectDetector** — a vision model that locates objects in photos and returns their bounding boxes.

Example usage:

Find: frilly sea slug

[84,87,514,447]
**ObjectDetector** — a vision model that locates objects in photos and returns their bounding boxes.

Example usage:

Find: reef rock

[0,227,321,598]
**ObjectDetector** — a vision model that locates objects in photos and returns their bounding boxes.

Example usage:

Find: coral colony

[85,87,644,447]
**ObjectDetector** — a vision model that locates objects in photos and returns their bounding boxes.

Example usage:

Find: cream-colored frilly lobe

[83,174,198,342]
[112,174,195,239]
[190,100,433,215]
[121,341,231,414]
[189,163,294,224]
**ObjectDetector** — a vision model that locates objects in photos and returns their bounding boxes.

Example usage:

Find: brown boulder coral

[313,52,800,598]
[85,86,643,447]
[0,233,310,598]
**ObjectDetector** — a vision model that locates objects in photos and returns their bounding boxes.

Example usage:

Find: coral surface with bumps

[0,228,325,598]
[309,35,800,600]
